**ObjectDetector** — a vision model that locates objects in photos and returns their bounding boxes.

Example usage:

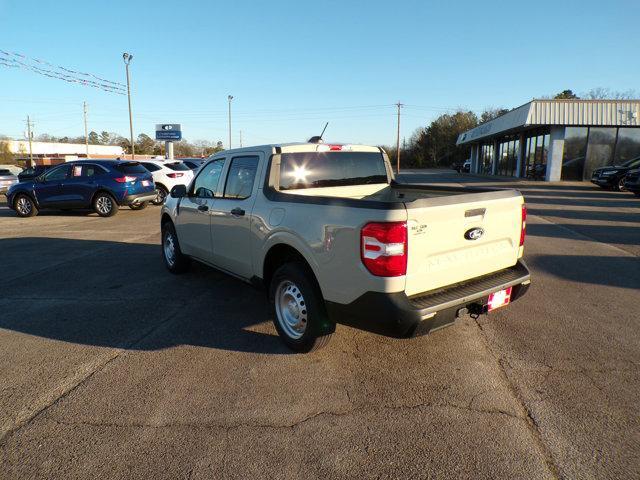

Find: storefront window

[613,128,640,165]
[584,127,616,179]
[561,127,588,180]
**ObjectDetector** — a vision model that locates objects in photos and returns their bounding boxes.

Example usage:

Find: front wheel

[93,192,118,217]
[269,262,333,352]
[161,222,190,274]
[129,202,148,210]
[151,186,168,205]
[616,177,627,192]
[14,194,38,217]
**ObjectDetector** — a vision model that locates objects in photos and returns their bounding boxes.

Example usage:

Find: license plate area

[487,287,512,312]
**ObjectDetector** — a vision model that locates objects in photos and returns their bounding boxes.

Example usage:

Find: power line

[0,50,125,95]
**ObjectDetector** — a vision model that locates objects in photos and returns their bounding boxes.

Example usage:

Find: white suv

[139,160,194,205]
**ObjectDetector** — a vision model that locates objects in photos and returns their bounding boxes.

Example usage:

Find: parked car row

[591,158,640,194]
[4,158,200,217]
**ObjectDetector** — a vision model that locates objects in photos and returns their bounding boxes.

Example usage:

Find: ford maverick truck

[160,142,530,352]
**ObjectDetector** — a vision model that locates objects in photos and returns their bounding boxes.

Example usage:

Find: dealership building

[457,99,640,181]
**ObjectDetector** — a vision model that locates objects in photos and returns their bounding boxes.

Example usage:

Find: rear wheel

[93,192,118,217]
[161,221,190,274]
[269,262,333,352]
[14,194,38,217]
[129,202,148,210]
[151,186,168,205]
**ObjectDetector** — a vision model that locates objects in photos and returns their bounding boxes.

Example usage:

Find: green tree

[88,131,100,144]
[100,131,110,144]
[413,110,478,167]
[479,108,509,124]
[554,89,579,99]
[135,133,156,154]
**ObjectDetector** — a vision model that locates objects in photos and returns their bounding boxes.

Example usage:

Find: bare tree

[582,87,638,100]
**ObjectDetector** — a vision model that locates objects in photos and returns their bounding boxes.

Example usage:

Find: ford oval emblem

[464,227,484,241]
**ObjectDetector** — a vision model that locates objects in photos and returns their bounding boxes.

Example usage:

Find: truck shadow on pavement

[0,236,294,355]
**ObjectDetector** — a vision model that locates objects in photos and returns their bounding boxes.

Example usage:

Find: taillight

[167,172,184,178]
[520,204,527,246]
[361,222,407,277]
[114,176,136,183]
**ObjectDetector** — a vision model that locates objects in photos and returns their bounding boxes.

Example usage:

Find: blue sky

[1,0,639,147]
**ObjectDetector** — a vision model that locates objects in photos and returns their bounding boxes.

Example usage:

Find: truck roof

[219,142,383,155]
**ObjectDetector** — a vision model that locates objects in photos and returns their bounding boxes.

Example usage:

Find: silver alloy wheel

[618,177,627,191]
[275,280,308,340]
[16,196,32,215]
[155,188,167,204]
[164,231,176,267]
[96,195,113,215]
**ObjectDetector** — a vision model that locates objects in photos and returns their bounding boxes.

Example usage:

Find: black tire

[129,201,148,210]
[161,221,190,274]
[151,186,168,206]
[14,194,38,217]
[93,192,118,217]
[616,177,627,192]
[269,261,333,353]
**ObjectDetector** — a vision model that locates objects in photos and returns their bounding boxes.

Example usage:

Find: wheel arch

[12,189,39,207]
[262,243,323,298]
[91,188,119,206]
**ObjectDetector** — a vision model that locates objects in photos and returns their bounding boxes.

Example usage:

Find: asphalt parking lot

[1,171,638,479]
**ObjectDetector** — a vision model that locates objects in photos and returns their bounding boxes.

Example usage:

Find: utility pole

[122,53,135,159]
[227,95,233,149]
[239,130,242,148]
[83,101,89,157]
[26,116,34,167]
[396,102,403,173]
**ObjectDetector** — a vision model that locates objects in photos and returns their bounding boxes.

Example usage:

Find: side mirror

[170,184,187,198]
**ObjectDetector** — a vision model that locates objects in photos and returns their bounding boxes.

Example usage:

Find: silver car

[0,169,18,194]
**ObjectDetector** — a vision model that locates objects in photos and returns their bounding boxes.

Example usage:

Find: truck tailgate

[404,189,524,297]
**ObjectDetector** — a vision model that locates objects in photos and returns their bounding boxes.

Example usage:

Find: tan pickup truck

[161,142,530,352]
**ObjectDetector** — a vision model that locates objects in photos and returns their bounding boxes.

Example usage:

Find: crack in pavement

[473,317,561,479]
[0,295,193,445]
[44,400,526,433]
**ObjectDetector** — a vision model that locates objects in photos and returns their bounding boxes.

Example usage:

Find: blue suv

[6,160,156,218]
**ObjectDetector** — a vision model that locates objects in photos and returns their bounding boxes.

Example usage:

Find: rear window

[165,162,191,171]
[140,162,161,172]
[0,169,12,175]
[114,162,147,174]
[278,151,388,190]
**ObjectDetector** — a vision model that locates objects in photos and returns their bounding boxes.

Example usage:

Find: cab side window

[223,156,258,199]
[44,165,71,181]
[192,158,225,198]
[82,164,104,177]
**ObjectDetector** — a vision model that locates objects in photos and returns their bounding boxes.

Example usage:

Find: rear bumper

[325,260,531,338]
[122,191,157,205]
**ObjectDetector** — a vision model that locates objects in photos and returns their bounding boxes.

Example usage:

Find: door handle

[197,205,209,212]
[230,207,245,217]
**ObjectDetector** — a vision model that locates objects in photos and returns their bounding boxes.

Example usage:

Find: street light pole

[228,95,233,149]
[123,53,135,159]
[83,101,89,157]
[395,101,403,173]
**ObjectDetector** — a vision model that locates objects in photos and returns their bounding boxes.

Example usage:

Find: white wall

[546,127,565,182]
[6,140,123,156]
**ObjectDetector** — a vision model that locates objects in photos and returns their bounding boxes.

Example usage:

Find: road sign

[155,124,182,141]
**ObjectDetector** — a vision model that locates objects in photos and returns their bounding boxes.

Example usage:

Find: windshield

[621,158,640,168]
[114,162,147,174]
[279,151,388,190]
[165,162,191,171]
